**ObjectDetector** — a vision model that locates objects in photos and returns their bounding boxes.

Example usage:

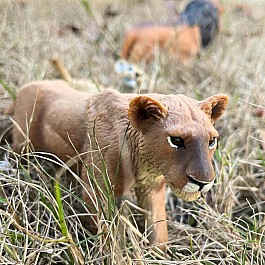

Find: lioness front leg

[135,175,168,250]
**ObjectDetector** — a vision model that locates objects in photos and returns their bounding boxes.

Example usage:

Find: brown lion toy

[121,0,224,64]
[5,80,228,249]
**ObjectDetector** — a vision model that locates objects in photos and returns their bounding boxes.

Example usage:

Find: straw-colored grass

[1,0,265,264]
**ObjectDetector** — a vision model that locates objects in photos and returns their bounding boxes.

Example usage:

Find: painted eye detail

[209,137,217,150]
[167,136,185,148]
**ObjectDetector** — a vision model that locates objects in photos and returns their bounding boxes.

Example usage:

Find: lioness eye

[209,137,217,150]
[168,136,185,148]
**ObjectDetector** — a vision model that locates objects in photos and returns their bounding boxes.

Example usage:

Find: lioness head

[128,93,228,201]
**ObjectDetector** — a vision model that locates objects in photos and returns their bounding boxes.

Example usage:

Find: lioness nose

[188,175,212,191]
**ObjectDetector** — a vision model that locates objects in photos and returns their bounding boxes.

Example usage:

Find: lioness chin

[5,80,228,250]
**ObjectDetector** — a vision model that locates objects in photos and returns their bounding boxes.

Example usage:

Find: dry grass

[1,0,265,264]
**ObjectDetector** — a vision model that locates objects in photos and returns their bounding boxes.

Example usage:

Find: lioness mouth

[169,176,214,202]
[169,183,201,202]
[187,175,214,193]
[187,175,206,191]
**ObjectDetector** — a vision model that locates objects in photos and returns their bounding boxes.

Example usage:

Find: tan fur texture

[6,80,229,249]
[5,80,90,160]
[121,0,224,64]
[121,25,201,64]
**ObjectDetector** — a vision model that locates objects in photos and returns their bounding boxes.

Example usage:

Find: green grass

[0,148,264,263]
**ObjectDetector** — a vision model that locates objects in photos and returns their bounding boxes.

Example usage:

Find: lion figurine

[5,80,228,249]
[121,0,224,63]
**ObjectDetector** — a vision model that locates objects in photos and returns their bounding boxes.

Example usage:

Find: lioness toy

[121,0,223,63]
[5,80,228,249]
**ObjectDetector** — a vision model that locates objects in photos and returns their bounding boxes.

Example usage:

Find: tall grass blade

[0,79,16,100]
[79,0,92,15]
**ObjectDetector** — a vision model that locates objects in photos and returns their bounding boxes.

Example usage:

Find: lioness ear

[128,96,168,132]
[199,94,229,123]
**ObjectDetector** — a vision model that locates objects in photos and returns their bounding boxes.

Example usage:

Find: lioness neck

[86,89,161,195]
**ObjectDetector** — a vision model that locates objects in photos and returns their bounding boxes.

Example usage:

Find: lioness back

[10,80,91,160]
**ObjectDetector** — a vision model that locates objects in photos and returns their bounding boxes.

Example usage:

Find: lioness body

[6,80,228,248]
